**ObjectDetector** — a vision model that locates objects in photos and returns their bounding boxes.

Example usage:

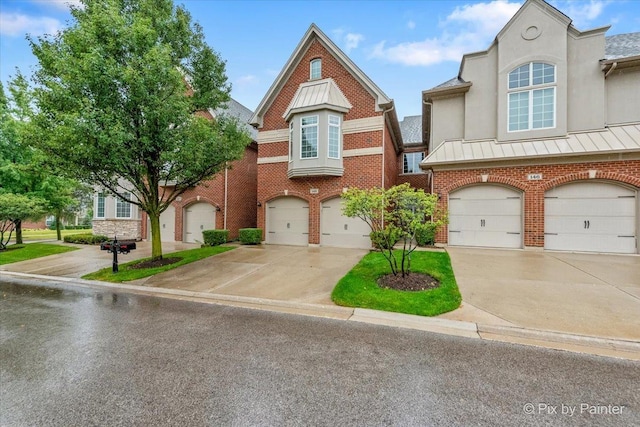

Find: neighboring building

[421,0,640,254]
[95,98,258,243]
[250,24,404,248]
[397,115,429,190]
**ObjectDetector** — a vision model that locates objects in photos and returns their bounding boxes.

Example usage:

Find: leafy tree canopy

[27,0,252,259]
[0,193,47,249]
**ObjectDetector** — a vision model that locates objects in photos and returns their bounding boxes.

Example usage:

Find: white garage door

[266,197,309,246]
[545,182,637,254]
[320,197,371,249]
[160,205,175,242]
[184,202,216,243]
[449,185,523,248]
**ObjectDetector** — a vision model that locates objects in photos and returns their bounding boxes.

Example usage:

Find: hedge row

[202,230,229,246]
[63,233,109,245]
[239,228,262,245]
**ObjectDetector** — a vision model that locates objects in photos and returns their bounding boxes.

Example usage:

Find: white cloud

[0,12,61,37]
[235,75,258,86]
[332,28,364,53]
[369,1,521,66]
[407,20,416,30]
[554,0,608,29]
[33,0,83,11]
[344,33,364,53]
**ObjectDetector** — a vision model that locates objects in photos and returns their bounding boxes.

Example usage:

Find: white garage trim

[448,185,523,249]
[320,197,371,249]
[266,197,309,246]
[545,181,637,254]
[184,202,216,244]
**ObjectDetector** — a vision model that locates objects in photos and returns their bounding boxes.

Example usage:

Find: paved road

[1,280,639,426]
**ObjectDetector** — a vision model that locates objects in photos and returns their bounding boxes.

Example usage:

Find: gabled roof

[210,98,258,140]
[250,23,393,128]
[605,32,640,60]
[399,115,423,145]
[283,78,352,121]
[422,124,640,167]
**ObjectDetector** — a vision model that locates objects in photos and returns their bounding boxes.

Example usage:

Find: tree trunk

[15,219,23,244]
[149,213,163,261]
[55,213,62,240]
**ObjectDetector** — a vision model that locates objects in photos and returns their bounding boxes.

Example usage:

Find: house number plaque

[527,173,543,181]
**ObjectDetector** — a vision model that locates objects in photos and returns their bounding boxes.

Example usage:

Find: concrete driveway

[134,245,368,305]
[445,247,640,341]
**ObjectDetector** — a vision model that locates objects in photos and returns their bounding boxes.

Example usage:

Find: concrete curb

[2,271,639,360]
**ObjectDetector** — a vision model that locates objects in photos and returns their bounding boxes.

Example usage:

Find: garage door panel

[448,185,523,249]
[266,198,309,246]
[320,198,371,249]
[184,203,216,243]
[160,205,175,242]
[544,182,637,254]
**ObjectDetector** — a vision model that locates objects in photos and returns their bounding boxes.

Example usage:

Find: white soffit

[283,78,352,121]
[423,123,640,166]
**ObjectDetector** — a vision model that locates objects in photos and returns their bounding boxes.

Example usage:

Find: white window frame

[96,193,105,218]
[115,192,132,219]
[403,152,424,174]
[328,115,341,159]
[289,121,294,162]
[310,58,321,80]
[507,62,556,132]
[300,115,319,159]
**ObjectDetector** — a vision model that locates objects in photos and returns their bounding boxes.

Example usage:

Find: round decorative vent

[522,25,542,40]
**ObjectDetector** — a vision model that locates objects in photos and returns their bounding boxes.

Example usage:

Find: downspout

[223,164,228,230]
[604,62,617,79]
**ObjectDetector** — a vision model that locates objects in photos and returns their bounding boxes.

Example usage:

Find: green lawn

[8,229,91,242]
[82,245,235,283]
[0,243,80,265]
[331,250,461,316]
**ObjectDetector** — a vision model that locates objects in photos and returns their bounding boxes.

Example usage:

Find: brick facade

[140,144,258,241]
[432,159,640,247]
[255,35,402,245]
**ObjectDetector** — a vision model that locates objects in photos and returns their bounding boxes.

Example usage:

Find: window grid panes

[116,192,131,219]
[289,121,293,161]
[300,116,318,159]
[508,62,555,131]
[403,152,424,174]
[310,59,321,80]
[328,115,340,159]
[97,193,105,218]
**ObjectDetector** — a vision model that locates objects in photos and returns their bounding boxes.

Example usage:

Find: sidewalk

[2,241,639,360]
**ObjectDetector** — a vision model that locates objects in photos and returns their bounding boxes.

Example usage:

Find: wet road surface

[1,280,639,426]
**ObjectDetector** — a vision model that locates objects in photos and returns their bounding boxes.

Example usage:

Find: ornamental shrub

[202,229,228,246]
[63,233,109,244]
[415,222,438,246]
[239,228,262,245]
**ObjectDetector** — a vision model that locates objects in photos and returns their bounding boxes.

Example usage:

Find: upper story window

[116,192,132,219]
[328,115,341,159]
[508,62,555,132]
[96,193,105,218]
[289,121,294,162]
[310,58,321,80]
[300,115,318,158]
[403,152,425,174]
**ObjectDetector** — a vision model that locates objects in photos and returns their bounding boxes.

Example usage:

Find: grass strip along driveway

[82,246,235,283]
[0,243,79,265]
[332,250,461,317]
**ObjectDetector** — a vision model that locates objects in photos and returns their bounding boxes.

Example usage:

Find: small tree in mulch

[342,183,447,288]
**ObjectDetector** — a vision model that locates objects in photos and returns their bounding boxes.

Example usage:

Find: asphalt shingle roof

[605,32,640,60]
[399,115,422,145]
[214,98,257,139]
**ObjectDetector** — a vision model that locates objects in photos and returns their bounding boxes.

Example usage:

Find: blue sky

[1,0,639,119]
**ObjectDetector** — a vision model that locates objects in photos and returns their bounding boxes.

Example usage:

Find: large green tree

[0,193,46,250]
[28,0,251,260]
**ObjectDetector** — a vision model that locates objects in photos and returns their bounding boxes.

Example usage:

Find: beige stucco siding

[461,48,497,141]
[567,33,606,132]
[606,67,640,125]
[431,95,465,151]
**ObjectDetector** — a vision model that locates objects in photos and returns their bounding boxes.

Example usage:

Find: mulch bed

[130,257,182,269]
[377,272,440,292]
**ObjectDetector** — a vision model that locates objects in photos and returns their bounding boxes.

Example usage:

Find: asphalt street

[1,280,639,426]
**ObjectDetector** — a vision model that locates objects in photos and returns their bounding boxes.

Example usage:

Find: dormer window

[508,62,555,132]
[310,58,321,80]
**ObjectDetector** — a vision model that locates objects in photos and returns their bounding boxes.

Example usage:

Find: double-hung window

[403,152,424,174]
[328,115,341,159]
[300,115,318,159]
[116,192,132,219]
[508,62,555,132]
[96,193,105,218]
